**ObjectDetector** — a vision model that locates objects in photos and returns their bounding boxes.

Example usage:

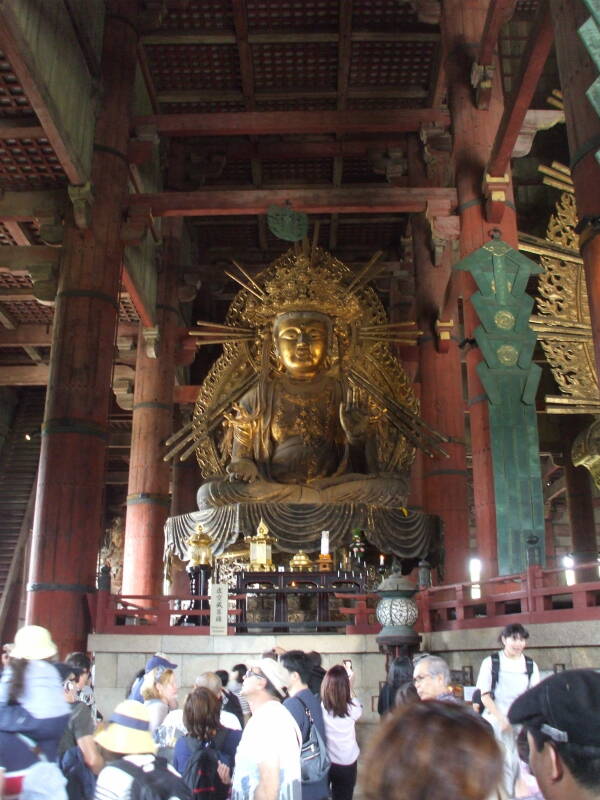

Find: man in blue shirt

[280,650,329,800]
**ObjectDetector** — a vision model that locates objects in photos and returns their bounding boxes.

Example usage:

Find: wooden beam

[156,88,429,103]
[0,364,49,385]
[337,1,353,111]
[134,109,451,138]
[1,222,33,247]
[0,191,65,223]
[487,4,554,178]
[0,5,86,183]
[232,0,255,110]
[0,324,52,347]
[478,1,519,66]
[0,289,37,301]
[186,138,408,162]
[0,117,45,139]
[0,246,60,272]
[141,30,441,45]
[128,186,457,218]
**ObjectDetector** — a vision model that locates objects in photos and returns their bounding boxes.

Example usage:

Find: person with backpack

[94,700,191,800]
[475,623,540,798]
[174,688,241,800]
[280,651,329,800]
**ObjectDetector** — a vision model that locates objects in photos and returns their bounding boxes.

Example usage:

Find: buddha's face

[274,311,330,378]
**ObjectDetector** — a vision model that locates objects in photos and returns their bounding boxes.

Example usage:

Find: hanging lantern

[245,518,276,571]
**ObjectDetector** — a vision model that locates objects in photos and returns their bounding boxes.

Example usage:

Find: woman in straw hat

[0,625,70,799]
[94,700,190,800]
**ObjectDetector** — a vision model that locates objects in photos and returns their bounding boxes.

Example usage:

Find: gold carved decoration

[165,243,448,477]
[528,182,600,414]
[528,166,600,485]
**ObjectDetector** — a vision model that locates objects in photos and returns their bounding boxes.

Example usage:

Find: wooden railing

[416,562,600,632]
[88,563,600,637]
[88,589,380,635]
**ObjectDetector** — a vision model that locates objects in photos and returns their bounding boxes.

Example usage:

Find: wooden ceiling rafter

[135,109,451,137]
[128,186,457,218]
[487,1,554,178]
[329,0,354,251]
[141,30,442,46]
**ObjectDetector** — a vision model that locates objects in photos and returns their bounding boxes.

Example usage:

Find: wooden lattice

[2,300,53,325]
[0,50,32,116]
[0,136,65,189]
[147,44,241,91]
[252,42,338,91]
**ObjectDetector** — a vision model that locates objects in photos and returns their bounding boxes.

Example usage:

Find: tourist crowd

[1,622,600,800]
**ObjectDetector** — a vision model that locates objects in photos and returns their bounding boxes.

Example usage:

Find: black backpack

[181,727,229,800]
[114,755,192,800]
[490,651,534,699]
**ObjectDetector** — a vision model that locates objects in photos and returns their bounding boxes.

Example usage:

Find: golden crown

[242,249,361,327]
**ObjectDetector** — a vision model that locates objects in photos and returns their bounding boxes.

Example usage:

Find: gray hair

[418,655,450,685]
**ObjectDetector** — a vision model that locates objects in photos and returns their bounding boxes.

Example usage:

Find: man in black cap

[508,669,600,800]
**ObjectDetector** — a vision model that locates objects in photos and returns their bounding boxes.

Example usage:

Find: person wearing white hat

[94,700,190,800]
[231,658,302,800]
[0,625,70,799]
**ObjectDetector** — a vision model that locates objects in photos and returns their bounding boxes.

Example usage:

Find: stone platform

[89,620,600,724]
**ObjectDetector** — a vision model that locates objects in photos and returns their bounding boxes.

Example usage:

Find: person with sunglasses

[231,659,302,800]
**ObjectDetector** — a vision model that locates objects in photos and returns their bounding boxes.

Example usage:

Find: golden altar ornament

[289,550,314,572]
[186,524,213,566]
[245,518,276,571]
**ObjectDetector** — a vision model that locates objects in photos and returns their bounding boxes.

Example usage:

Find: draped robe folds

[165,375,441,564]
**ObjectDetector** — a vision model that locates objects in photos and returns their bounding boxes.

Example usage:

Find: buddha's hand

[227,458,260,483]
[339,400,369,441]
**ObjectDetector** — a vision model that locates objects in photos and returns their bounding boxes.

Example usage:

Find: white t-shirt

[231,700,301,800]
[476,651,540,715]
[160,706,242,734]
[94,754,184,800]
[321,699,362,765]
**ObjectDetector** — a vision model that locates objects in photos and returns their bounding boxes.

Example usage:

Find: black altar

[236,569,366,633]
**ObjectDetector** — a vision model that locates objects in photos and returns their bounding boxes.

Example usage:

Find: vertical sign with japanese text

[210,582,229,636]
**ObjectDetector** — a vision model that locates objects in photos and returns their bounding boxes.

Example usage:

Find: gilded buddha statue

[165,244,446,561]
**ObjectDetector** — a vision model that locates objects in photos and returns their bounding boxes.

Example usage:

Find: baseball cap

[145,652,177,672]
[508,669,600,746]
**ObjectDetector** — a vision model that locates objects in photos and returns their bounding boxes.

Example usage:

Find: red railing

[88,563,600,637]
[88,590,380,635]
[416,562,600,632]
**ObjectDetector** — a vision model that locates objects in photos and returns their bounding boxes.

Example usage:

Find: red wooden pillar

[550,0,600,380]
[121,220,181,597]
[26,3,139,656]
[443,0,520,577]
[412,214,470,583]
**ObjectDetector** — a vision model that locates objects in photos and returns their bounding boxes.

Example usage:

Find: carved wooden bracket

[68,181,94,230]
[29,262,58,307]
[112,364,135,411]
[425,209,460,266]
[482,172,510,223]
[143,326,160,359]
[471,62,496,110]
[121,203,153,246]
[435,318,454,353]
